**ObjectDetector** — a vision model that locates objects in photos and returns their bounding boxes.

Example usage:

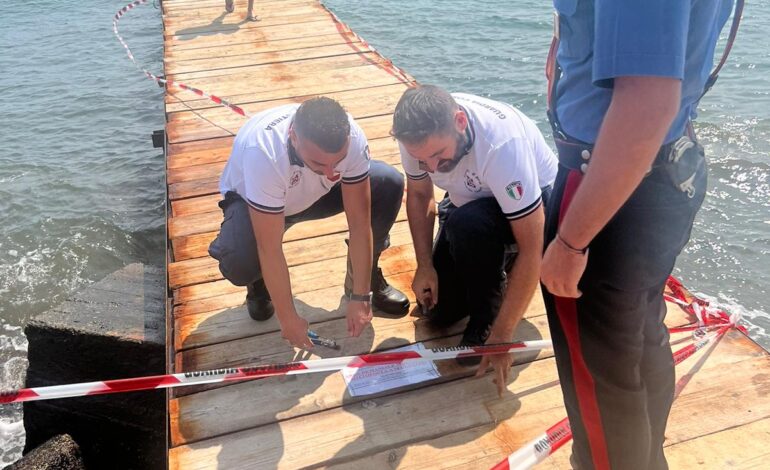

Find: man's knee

[216,253,260,286]
[444,202,498,246]
[209,237,259,286]
[208,197,260,286]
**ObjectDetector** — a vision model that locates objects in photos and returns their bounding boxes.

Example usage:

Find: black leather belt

[554,138,674,174]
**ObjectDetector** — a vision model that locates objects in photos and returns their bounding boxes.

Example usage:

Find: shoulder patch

[506,181,524,200]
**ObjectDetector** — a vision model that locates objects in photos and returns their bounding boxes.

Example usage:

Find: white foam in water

[691,290,770,349]
[0,322,28,465]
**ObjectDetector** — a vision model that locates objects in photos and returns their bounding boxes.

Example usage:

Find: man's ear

[454,109,468,133]
[289,127,299,148]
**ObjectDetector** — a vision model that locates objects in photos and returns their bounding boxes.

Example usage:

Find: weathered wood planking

[164,1,770,469]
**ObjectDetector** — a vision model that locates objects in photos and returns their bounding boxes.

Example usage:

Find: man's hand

[412,265,439,309]
[475,331,514,397]
[540,235,588,298]
[346,300,373,337]
[280,313,314,349]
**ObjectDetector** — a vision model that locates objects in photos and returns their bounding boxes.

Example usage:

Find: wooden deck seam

[171,352,557,447]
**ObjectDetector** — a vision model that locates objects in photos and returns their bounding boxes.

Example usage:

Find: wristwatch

[349,291,373,303]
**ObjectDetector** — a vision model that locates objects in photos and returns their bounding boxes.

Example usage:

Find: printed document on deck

[341,343,441,397]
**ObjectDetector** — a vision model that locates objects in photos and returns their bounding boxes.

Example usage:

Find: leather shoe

[246,278,274,321]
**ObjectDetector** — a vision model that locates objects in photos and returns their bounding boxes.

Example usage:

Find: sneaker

[225,0,234,13]
[246,279,274,321]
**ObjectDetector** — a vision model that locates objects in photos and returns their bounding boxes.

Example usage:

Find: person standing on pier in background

[540,0,735,468]
[209,97,410,349]
[391,85,557,393]
[225,0,259,22]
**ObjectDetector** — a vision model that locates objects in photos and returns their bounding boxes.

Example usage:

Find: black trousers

[542,160,707,470]
[430,189,550,339]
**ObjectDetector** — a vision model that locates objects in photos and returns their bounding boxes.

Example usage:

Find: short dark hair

[294,97,350,153]
[391,85,458,145]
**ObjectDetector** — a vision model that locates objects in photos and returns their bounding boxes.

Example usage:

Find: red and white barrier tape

[322,4,415,86]
[114,1,416,121]
[490,325,732,470]
[113,0,249,116]
[0,340,551,405]
[490,276,742,470]
[665,276,746,333]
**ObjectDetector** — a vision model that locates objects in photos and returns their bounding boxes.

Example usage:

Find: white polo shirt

[220,104,370,216]
[400,93,558,220]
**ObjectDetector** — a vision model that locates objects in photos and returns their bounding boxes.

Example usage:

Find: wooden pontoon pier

[161,1,770,468]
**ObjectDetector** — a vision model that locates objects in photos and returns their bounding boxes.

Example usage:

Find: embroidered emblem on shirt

[464,170,482,193]
[289,170,302,188]
[506,181,524,200]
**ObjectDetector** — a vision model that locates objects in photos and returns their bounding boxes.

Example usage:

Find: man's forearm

[406,192,436,267]
[492,249,541,339]
[256,242,297,323]
[559,77,680,248]
[348,225,372,295]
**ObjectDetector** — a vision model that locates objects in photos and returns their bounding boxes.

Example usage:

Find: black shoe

[455,328,490,367]
[246,279,274,321]
[343,242,410,317]
[371,267,410,317]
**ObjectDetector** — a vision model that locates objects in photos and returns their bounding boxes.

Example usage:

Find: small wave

[0,322,27,465]
[688,290,770,350]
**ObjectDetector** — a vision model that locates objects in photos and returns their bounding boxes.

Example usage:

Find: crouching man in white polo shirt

[392,85,557,390]
[209,97,409,349]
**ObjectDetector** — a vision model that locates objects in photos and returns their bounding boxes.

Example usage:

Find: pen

[307,330,340,350]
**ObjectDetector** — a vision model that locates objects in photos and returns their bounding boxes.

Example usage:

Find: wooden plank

[171,230,218,261]
[173,278,701,377]
[164,33,356,62]
[168,177,220,202]
[164,21,344,51]
[167,52,380,82]
[165,69,412,114]
[171,193,223,217]
[172,270,415,319]
[168,219,413,289]
[325,332,770,470]
[663,417,770,469]
[164,7,326,38]
[168,163,226,186]
[173,271,451,351]
[163,0,316,15]
[165,42,366,75]
[173,242,415,307]
[168,352,559,469]
[170,313,551,445]
[165,85,406,143]
[167,84,405,124]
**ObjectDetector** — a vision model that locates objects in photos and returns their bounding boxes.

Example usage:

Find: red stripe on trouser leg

[554,169,610,470]
[554,296,610,470]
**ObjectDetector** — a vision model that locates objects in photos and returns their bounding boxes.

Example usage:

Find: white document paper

[341,343,441,397]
